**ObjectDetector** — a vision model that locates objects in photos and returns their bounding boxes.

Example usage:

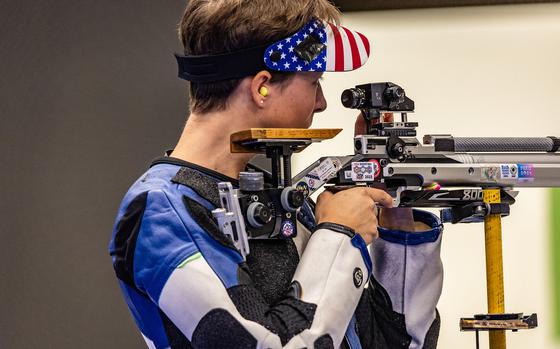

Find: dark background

[0,1,187,347]
[1,1,556,348]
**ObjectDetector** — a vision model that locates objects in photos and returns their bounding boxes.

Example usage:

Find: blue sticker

[517,164,535,178]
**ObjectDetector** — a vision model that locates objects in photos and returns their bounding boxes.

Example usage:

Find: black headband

[175,19,371,82]
[175,44,268,83]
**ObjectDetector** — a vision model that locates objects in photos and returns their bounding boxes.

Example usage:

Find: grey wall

[0,1,189,348]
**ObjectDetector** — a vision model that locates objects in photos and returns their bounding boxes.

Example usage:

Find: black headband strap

[175,44,269,83]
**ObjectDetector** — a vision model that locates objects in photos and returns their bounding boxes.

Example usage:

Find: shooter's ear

[251,71,273,108]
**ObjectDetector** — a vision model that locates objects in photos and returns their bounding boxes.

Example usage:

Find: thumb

[363,187,394,208]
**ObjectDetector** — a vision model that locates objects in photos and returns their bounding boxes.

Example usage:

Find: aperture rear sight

[342,82,418,139]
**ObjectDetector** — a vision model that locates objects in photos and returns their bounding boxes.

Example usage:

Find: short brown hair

[178,0,340,114]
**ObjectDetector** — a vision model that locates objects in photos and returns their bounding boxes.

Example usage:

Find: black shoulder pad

[172,167,220,207]
[182,195,236,251]
[111,192,148,287]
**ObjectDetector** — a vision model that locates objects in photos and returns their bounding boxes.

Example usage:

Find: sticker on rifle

[306,178,316,190]
[295,181,310,197]
[309,158,340,181]
[482,166,499,181]
[517,163,535,181]
[500,164,518,179]
[351,160,379,182]
[517,164,535,178]
[370,159,381,178]
[301,158,341,191]
[299,175,318,192]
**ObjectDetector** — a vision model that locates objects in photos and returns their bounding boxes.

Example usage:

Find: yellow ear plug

[259,86,269,97]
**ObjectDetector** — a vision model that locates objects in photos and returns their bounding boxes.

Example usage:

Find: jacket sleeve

[136,190,372,349]
[370,209,444,349]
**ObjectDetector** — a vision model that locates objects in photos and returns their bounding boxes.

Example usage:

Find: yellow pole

[484,188,506,349]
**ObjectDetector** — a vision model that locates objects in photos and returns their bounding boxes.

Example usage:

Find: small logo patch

[353,267,364,288]
[281,220,295,237]
[296,181,310,197]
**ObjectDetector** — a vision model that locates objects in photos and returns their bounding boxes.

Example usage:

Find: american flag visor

[263,19,370,73]
[175,19,370,82]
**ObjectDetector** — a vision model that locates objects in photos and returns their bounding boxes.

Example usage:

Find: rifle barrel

[436,137,559,153]
[448,153,560,164]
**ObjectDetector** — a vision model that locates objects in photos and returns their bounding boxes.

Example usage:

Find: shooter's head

[177,0,370,126]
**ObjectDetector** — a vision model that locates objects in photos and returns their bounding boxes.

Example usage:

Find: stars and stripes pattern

[264,19,371,73]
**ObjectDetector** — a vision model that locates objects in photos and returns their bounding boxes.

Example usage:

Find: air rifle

[292,82,560,349]
[294,82,560,224]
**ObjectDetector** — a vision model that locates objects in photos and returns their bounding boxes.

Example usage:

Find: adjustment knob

[387,136,406,161]
[288,190,305,208]
[281,187,305,212]
[247,202,272,228]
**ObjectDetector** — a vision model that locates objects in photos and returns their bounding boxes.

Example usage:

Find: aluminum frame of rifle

[352,134,560,206]
[294,135,560,211]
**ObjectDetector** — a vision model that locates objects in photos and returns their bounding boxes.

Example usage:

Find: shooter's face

[264,72,327,129]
